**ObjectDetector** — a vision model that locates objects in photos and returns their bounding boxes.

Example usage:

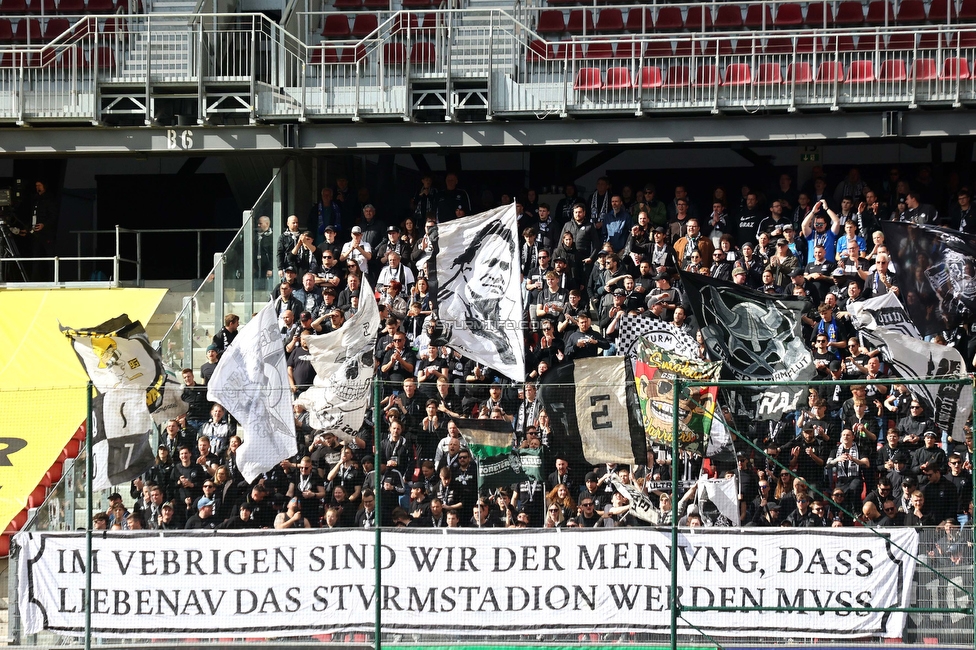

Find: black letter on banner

[589,396,612,430]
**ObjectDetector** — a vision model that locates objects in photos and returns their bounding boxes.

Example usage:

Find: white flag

[295,276,380,437]
[433,203,525,381]
[207,302,295,483]
[697,476,740,526]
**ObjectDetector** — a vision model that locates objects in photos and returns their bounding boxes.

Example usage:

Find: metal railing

[72,226,238,283]
[0,224,138,286]
[0,9,973,124]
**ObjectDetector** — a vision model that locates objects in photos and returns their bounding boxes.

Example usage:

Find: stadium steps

[116,1,197,80]
[448,11,511,78]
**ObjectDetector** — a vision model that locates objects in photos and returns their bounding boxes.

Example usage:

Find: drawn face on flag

[465,234,514,301]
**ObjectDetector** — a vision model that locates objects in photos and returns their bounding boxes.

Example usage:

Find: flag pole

[670,377,681,650]
[84,381,93,650]
[373,376,382,650]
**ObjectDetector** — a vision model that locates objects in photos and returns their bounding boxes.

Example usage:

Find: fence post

[670,376,682,650]
[373,377,382,650]
[84,382,93,650]
[213,251,225,331]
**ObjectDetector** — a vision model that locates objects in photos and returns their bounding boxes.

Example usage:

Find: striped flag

[455,418,542,491]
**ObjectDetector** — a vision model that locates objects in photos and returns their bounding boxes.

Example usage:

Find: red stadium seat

[763,36,793,53]
[886,33,915,50]
[595,8,623,32]
[662,65,690,88]
[795,34,817,52]
[321,14,350,38]
[26,0,55,13]
[773,3,803,27]
[604,66,632,89]
[723,62,752,85]
[94,44,115,70]
[63,439,81,459]
[673,39,697,56]
[0,19,14,43]
[856,34,882,51]
[566,9,594,34]
[644,40,673,57]
[744,4,773,28]
[5,509,28,533]
[786,61,814,83]
[0,0,28,13]
[685,5,713,30]
[401,0,429,6]
[418,13,440,34]
[625,7,652,33]
[815,60,845,83]
[614,40,639,58]
[804,1,833,26]
[865,0,893,24]
[12,18,41,44]
[573,66,602,90]
[583,42,614,59]
[654,6,683,31]
[755,62,783,84]
[409,42,434,65]
[693,64,719,86]
[636,65,663,88]
[332,0,361,8]
[895,0,926,23]
[46,461,64,484]
[957,30,976,48]
[102,16,127,42]
[390,12,418,35]
[382,42,406,65]
[700,39,736,56]
[878,59,908,81]
[714,4,743,28]
[834,1,865,25]
[526,39,555,62]
[0,534,10,558]
[86,0,115,13]
[929,0,958,22]
[846,59,876,82]
[911,57,938,80]
[362,0,389,8]
[536,10,565,35]
[27,485,48,509]
[555,42,584,60]
[339,44,366,63]
[940,57,972,79]
[57,0,85,13]
[350,13,378,37]
[824,34,856,51]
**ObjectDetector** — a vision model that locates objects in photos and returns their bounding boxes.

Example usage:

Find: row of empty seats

[310,41,436,66]
[0,0,128,14]
[0,15,124,44]
[535,0,965,34]
[571,57,973,89]
[320,12,443,39]
[0,43,117,68]
[527,32,975,59]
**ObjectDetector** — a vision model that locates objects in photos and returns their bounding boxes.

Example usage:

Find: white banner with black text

[18,528,917,639]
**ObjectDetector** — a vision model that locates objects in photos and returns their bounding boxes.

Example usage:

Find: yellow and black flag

[61,315,184,490]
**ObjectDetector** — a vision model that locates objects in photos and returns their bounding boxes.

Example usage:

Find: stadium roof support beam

[5,112,976,154]
[568,149,624,182]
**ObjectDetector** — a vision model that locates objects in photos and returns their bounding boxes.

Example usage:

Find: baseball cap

[284,265,297,273]
[197,497,215,509]
[776,238,789,246]
[239,502,254,511]
[388,225,400,233]
[351,226,363,234]
[161,501,175,511]
[653,226,666,234]
[783,224,794,231]
[789,268,805,278]
[653,271,670,281]
[612,287,627,297]
[731,267,746,277]
[324,224,336,232]
[585,471,599,482]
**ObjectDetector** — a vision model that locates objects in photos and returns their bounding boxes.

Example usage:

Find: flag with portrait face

[431,203,525,381]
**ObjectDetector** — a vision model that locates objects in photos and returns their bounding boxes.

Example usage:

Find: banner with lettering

[18,528,918,639]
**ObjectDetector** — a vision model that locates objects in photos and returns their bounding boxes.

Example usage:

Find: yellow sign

[0,288,166,532]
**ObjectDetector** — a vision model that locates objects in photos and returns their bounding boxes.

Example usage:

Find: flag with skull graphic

[680,272,815,420]
[296,276,381,438]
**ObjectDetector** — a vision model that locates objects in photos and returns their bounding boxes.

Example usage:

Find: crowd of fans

[110,166,975,544]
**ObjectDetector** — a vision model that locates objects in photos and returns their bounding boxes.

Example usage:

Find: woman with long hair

[400,216,421,248]
[546,483,577,522]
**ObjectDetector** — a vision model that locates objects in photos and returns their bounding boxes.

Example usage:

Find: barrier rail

[0,9,973,123]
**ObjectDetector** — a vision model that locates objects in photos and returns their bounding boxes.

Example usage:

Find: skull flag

[680,272,815,420]
[296,276,381,438]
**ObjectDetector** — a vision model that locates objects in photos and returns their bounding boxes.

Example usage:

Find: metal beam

[2,111,976,155]
[568,149,622,181]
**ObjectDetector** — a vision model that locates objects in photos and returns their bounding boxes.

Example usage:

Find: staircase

[448,8,513,78]
[119,0,197,81]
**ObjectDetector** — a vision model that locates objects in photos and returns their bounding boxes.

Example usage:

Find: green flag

[454,418,543,491]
